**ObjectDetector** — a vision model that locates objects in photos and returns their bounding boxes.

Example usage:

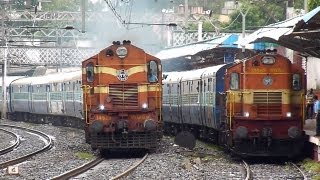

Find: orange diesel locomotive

[223,51,306,156]
[82,40,162,150]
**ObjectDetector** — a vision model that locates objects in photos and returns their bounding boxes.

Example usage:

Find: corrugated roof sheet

[239,6,320,58]
[156,35,232,60]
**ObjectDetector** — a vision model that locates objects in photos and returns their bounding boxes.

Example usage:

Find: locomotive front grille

[253,92,282,115]
[109,84,138,108]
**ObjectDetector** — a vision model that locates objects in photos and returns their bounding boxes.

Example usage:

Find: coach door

[190,80,200,125]
[181,80,190,124]
[49,82,64,115]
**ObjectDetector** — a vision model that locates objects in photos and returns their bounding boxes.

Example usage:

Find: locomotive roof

[163,64,227,83]
[12,70,81,85]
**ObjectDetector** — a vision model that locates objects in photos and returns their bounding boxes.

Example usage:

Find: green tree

[308,0,320,11]
[221,0,286,32]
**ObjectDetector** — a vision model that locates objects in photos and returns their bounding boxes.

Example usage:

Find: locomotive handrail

[301,92,305,124]
[81,85,91,124]
[227,91,235,130]
[156,83,162,123]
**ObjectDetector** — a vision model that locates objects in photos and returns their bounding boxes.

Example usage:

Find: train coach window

[230,73,239,90]
[208,78,212,91]
[86,63,94,83]
[292,74,301,90]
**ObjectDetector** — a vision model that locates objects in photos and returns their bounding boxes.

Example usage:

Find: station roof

[155,34,238,60]
[239,6,320,58]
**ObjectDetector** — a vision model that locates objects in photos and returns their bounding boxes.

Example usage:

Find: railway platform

[303,119,320,161]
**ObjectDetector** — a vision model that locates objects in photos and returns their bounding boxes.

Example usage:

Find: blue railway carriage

[8,70,82,127]
[162,64,231,141]
[0,76,24,117]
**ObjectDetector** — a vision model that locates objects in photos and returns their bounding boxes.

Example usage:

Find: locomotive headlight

[142,103,148,109]
[99,104,105,111]
[286,112,292,117]
[244,112,249,117]
[116,46,128,58]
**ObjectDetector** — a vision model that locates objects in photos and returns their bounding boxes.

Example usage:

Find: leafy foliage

[220,0,286,32]
[308,0,320,11]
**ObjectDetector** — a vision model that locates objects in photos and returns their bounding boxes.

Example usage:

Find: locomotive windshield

[292,73,301,90]
[147,60,158,83]
[230,72,239,90]
[86,63,94,83]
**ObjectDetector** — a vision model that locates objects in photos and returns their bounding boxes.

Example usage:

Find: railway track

[55,153,149,179]
[0,124,53,169]
[242,160,251,180]
[288,162,307,180]
[248,160,308,179]
[51,157,104,179]
[0,128,20,155]
[110,153,148,180]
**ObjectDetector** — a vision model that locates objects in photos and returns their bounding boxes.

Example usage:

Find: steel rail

[51,157,104,180]
[0,124,53,169]
[242,160,251,180]
[289,162,307,180]
[111,153,148,180]
[0,128,20,155]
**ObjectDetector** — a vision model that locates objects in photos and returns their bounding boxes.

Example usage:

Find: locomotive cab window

[230,73,239,90]
[147,60,158,83]
[292,74,301,90]
[86,63,94,83]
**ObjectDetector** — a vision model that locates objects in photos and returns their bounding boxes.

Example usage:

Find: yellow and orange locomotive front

[224,52,305,156]
[82,41,162,150]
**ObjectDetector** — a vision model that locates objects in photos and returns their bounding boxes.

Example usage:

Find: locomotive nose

[89,120,104,133]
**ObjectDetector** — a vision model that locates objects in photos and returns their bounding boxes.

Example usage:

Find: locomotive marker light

[116,46,128,58]
[99,104,105,111]
[286,112,292,117]
[142,103,148,109]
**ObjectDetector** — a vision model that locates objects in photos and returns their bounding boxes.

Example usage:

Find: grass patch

[75,152,95,160]
[302,158,320,172]
[300,158,320,180]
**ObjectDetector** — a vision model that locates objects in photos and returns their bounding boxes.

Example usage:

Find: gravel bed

[127,137,245,180]
[0,129,15,151]
[72,136,245,180]
[0,119,95,180]
[0,119,318,180]
[249,162,314,180]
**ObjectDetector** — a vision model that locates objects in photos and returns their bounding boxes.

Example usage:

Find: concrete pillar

[198,21,203,42]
